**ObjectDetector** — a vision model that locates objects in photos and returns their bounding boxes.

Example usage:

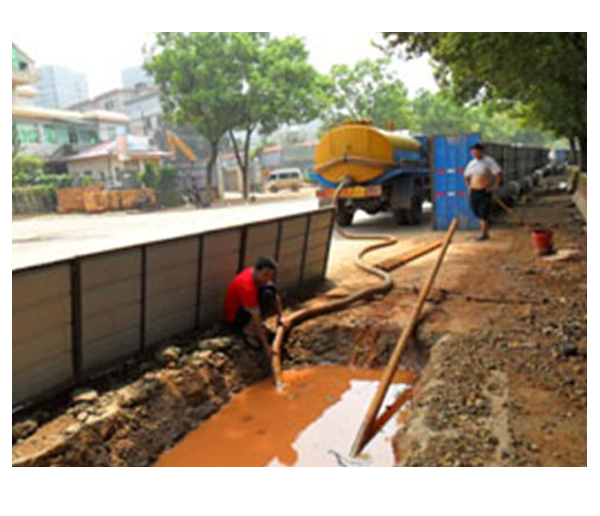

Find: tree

[145,32,248,203]
[12,154,44,186]
[226,34,327,199]
[409,91,555,146]
[322,57,413,131]
[383,32,587,167]
[145,32,326,202]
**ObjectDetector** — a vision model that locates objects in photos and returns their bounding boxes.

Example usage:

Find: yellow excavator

[166,130,197,162]
[165,130,213,206]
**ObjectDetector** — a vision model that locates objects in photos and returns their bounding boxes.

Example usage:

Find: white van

[266,168,303,193]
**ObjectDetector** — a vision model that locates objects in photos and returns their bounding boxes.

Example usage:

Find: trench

[153,316,431,467]
[155,365,415,467]
[12,315,433,467]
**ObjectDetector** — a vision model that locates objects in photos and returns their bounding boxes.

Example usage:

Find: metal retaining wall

[12,208,335,408]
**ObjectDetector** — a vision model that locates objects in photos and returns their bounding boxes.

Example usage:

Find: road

[12,198,320,269]
[12,194,434,270]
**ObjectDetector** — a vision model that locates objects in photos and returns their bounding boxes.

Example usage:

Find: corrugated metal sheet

[12,265,73,406]
[12,208,335,408]
[432,134,481,230]
[146,238,199,347]
[80,249,142,372]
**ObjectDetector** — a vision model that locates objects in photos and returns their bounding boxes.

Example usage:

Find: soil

[12,187,586,467]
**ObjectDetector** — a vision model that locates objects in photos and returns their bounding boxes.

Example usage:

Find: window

[57,126,70,144]
[16,123,40,143]
[43,125,57,144]
[78,130,98,145]
[68,129,78,144]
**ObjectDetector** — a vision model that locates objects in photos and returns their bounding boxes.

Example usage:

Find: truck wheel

[335,203,354,227]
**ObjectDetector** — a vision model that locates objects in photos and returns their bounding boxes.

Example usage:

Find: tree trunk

[242,128,253,200]
[229,128,254,201]
[577,132,587,172]
[205,142,219,206]
[569,136,577,165]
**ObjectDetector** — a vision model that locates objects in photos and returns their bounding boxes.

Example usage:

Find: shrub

[155,165,185,207]
[79,176,97,186]
[12,185,57,215]
[140,163,159,188]
[12,154,44,186]
[35,173,73,189]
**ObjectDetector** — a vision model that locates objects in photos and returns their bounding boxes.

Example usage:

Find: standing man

[223,256,288,357]
[464,143,502,241]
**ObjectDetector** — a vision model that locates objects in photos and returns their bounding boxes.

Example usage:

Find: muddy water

[155,365,415,467]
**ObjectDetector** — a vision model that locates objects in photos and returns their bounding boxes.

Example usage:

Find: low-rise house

[55,135,169,188]
[12,104,129,160]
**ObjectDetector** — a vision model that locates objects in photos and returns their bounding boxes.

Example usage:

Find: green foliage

[140,162,159,189]
[12,123,21,158]
[155,165,184,207]
[12,185,57,215]
[322,57,412,131]
[79,176,97,186]
[408,90,556,145]
[145,32,251,197]
[383,32,587,163]
[13,154,43,175]
[145,32,326,200]
[34,174,73,189]
[12,154,44,186]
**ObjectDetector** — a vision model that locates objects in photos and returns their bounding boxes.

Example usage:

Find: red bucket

[532,229,554,256]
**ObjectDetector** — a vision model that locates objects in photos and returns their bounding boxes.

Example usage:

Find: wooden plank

[350,218,458,457]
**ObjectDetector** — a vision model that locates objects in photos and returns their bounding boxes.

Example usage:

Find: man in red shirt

[223,256,288,357]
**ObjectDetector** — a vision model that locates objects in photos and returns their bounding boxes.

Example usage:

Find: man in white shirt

[464,143,502,241]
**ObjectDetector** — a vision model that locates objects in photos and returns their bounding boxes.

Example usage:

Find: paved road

[12,195,435,270]
[12,198,320,269]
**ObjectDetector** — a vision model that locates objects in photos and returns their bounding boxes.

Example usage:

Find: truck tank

[315,122,423,185]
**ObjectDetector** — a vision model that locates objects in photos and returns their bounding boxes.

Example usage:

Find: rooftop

[12,104,129,124]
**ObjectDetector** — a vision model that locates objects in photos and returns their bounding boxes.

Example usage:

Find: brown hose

[271,178,398,388]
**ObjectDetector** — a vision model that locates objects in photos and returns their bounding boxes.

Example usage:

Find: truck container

[312,121,430,226]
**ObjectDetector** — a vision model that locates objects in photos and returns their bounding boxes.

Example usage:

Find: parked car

[266,168,303,193]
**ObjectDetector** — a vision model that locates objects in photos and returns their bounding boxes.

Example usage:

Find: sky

[12,32,437,99]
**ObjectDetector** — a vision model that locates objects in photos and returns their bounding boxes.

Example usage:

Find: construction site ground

[12,188,587,467]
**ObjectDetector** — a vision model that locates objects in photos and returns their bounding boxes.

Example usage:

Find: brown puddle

[155,365,416,467]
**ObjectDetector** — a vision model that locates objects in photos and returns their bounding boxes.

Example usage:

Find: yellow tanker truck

[312,121,431,226]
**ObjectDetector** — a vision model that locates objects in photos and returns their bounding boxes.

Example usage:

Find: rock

[118,380,161,408]
[508,341,537,349]
[156,346,181,366]
[72,388,99,404]
[193,350,213,362]
[209,352,229,369]
[12,419,38,443]
[77,412,89,422]
[558,341,578,359]
[65,423,80,435]
[198,337,235,352]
